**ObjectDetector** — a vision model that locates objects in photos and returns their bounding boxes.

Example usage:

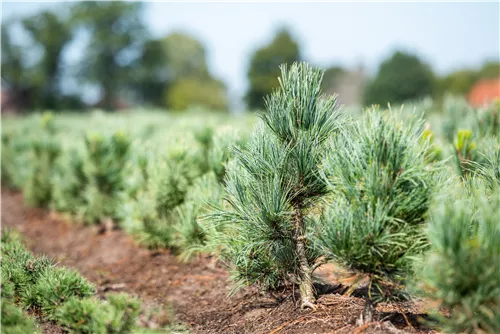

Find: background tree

[72,1,147,111]
[166,78,227,111]
[161,32,210,81]
[160,32,227,111]
[320,66,345,93]
[438,61,500,98]
[438,70,478,97]
[1,21,34,112]
[131,38,168,106]
[245,28,301,110]
[22,10,74,109]
[133,32,210,107]
[364,51,435,106]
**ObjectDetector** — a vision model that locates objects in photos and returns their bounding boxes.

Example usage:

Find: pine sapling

[209,62,344,309]
[318,108,438,322]
[421,184,500,333]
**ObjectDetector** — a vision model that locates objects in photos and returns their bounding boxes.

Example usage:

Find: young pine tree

[210,62,344,309]
[82,131,131,224]
[317,109,438,322]
[24,113,61,208]
[421,182,500,333]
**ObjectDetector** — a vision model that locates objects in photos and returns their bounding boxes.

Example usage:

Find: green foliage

[208,128,246,182]
[438,61,500,97]
[23,113,61,207]
[161,32,211,80]
[55,297,100,333]
[210,63,344,306]
[0,126,33,189]
[470,143,500,191]
[421,186,500,333]
[138,31,228,110]
[421,127,443,163]
[72,1,147,110]
[364,51,435,106]
[165,77,228,112]
[1,131,16,187]
[52,149,88,213]
[452,129,477,177]
[154,159,195,218]
[317,109,438,304]
[82,131,131,223]
[1,229,157,333]
[246,28,301,109]
[1,299,39,334]
[22,10,73,109]
[1,229,95,319]
[174,172,225,259]
[56,294,141,334]
[438,70,478,97]
[32,267,96,318]
[320,66,345,94]
[22,138,61,207]
[2,269,16,301]
[440,98,498,178]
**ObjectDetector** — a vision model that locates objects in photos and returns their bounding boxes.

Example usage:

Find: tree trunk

[293,206,316,310]
[358,297,375,324]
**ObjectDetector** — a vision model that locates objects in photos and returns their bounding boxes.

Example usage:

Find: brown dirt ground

[1,189,438,334]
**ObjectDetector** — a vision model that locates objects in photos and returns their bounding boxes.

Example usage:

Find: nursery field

[2,64,499,334]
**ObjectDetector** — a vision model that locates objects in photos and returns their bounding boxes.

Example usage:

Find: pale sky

[2,1,500,107]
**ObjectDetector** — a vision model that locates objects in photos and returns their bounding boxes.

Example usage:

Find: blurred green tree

[155,32,227,111]
[165,77,227,111]
[438,70,477,96]
[162,32,210,81]
[22,10,74,109]
[245,28,301,110]
[134,32,218,108]
[364,51,435,106]
[478,61,500,78]
[72,1,147,111]
[1,22,33,112]
[437,61,499,98]
[130,38,168,106]
[320,66,345,94]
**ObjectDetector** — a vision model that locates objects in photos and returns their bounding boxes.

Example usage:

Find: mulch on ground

[1,189,437,334]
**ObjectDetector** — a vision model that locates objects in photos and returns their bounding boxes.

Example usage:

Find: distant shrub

[173,172,225,259]
[52,149,88,214]
[82,130,131,223]
[364,51,435,106]
[421,186,500,333]
[23,114,61,207]
[208,128,246,182]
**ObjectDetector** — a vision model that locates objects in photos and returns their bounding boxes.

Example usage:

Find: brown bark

[293,205,316,310]
[358,297,375,324]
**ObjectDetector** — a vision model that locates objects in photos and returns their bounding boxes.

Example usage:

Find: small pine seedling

[209,62,344,309]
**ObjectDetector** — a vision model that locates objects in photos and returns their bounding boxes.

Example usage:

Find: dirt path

[1,189,434,334]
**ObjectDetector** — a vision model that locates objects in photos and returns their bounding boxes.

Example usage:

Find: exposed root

[300,299,317,311]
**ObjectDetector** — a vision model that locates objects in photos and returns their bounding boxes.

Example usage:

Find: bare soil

[1,189,437,334]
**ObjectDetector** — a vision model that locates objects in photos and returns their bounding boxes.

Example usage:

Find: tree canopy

[364,51,436,106]
[245,28,301,110]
